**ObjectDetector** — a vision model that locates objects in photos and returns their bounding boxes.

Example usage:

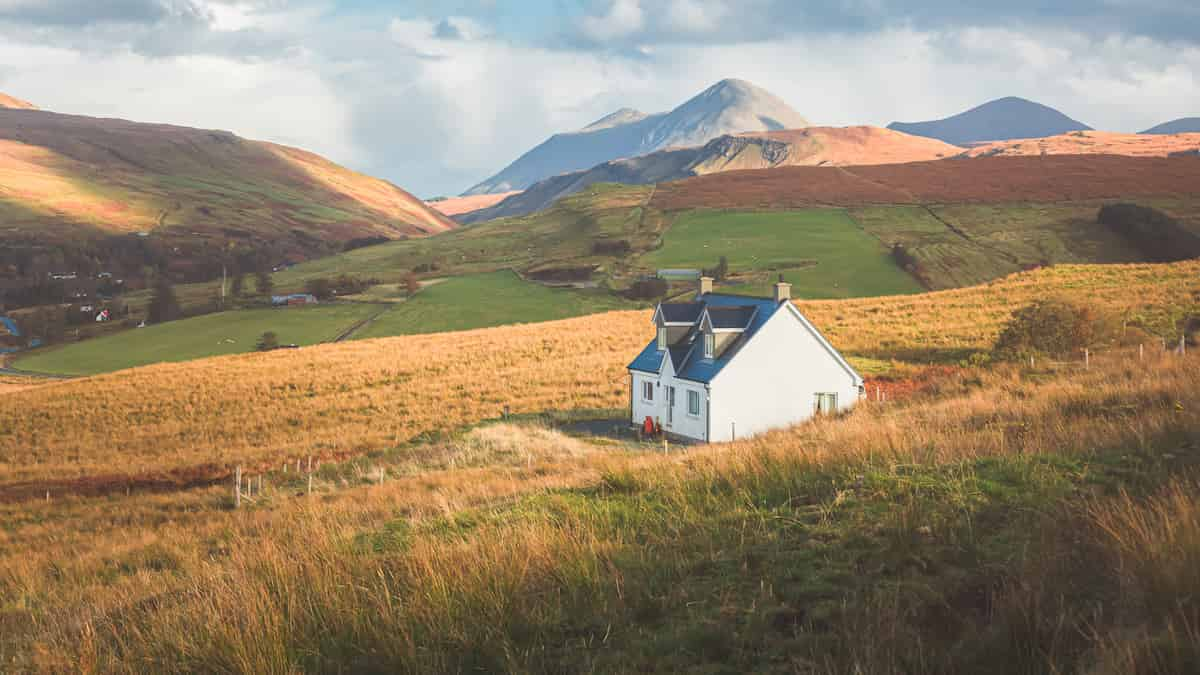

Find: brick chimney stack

[774,274,791,304]
[699,276,713,296]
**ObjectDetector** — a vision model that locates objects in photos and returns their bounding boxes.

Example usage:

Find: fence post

[307,473,313,496]
[1182,336,1187,356]
[1140,343,1144,361]
[235,466,242,508]
[1030,354,1034,369]
[307,456,312,473]
[1084,348,1090,370]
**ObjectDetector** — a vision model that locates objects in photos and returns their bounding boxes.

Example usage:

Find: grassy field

[641,209,924,298]
[2,260,1195,487]
[13,304,378,376]
[353,270,635,339]
[4,338,1198,671]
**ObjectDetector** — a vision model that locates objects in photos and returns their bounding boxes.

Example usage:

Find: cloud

[0,1,1197,198]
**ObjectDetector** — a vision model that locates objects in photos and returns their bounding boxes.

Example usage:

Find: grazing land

[13,304,379,376]
[3,316,1197,672]
[2,260,1194,489]
[641,209,923,298]
[353,270,633,340]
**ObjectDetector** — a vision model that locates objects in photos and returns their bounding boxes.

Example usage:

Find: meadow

[640,208,924,298]
[3,334,1198,672]
[352,270,634,340]
[13,304,378,376]
[2,260,1195,487]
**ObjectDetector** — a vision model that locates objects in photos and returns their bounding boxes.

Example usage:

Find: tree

[405,272,420,297]
[147,275,181,324]
[305,277,335,301]
[256,331,279,351]
[230,271,245,298]
[255,269,274,297]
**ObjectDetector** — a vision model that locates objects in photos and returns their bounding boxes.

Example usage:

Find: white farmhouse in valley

[628,277,863,443]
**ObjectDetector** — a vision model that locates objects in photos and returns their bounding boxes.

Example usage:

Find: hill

[464,78,808,195]
[1141,117,1200,134]
[462,126,959,222]
[964,130,1200,158]
[888,96,1092,145]
[650,154,1200,210]
[0,107,454,253]
[0,92,36,110]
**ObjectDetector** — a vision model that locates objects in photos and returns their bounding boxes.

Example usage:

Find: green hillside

[353,270,633,340]
[14,304,378,375]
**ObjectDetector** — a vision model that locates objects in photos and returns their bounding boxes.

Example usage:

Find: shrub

[625,277,669,300]
[993,299,1098,360]
[342,236,390,252]
[256,331,279,352]
[591,239,631,256]
[304,277,335,301]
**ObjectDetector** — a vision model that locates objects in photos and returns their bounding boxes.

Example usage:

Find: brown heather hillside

[965,129,1200,158]
[0,107,454,249]
[651,154,1200,210]
[1,259,1195,492]
[427,191,522,216]
[696,125,961,172]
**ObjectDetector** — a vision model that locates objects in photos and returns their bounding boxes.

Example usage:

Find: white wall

[630,368,708,441]
[708,306,861,443]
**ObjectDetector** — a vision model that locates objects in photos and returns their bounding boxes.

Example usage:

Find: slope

[462,126,959,222]
[0,107,454,251]
[888,96,1091,145]
[1141,117,1200,134]
[464,78,808,195]
[964,130,1200,158]
[0,92,36,110]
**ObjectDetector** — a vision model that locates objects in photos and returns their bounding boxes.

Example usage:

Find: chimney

[774,274,791,304]
[698,276,713,296]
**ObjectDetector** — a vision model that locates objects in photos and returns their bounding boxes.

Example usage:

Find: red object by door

[643,416,655,435]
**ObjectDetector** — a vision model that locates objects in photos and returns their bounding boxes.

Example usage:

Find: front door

[666,386,676,426]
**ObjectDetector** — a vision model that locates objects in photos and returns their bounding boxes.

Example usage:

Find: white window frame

[643,381,655,402]
[814,392,838,414]
[703,333,715,359]
[687,390,701,417]
[657,327,667,350]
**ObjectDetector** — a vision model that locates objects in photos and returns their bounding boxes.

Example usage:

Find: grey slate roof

[658,302,704,324]
[705,305,757,330]
[628,293,783,383]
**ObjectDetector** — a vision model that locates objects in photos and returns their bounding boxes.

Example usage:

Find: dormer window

[704,333,715,358]
[657,327,667,350]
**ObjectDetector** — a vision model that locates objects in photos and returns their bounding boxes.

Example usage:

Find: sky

[0,1,1198,197]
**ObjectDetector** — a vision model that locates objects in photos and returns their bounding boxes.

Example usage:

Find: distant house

[628,277,863,443]
[270,294,318,307]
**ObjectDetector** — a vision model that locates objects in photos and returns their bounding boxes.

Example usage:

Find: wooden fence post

[235,466,242,508]
[307,473,313,496]
[1182,335,1187,356]
[1084,348,1090,370]
[1140,343,1144,361]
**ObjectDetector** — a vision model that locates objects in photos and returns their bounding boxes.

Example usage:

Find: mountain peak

[0,93,37,110]
[888,96,1091,146]
[1140,117,1200,135]
[580,107,648,132]
[465,79,808,195]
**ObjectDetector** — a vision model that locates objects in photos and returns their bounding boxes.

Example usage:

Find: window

[703,333,715,358]
[687,390,701,416]
[657,327,667,350]
[814,393,838,414]
[643,381,654,402]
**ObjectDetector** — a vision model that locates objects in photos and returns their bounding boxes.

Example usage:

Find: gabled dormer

[651,302,703,351]
[698,305,757,359]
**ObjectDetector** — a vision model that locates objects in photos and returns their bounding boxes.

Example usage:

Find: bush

[591,239,631,256]
[625,278,669,300]
[256,331,279,352]
[993,299,1098,360]
[342,236,390,252]
[304,278,335,301]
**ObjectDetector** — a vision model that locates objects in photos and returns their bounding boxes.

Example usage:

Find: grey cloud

[0,0,209,27]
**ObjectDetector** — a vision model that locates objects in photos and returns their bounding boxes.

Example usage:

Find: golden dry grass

[1,260,1195,489]
[7,349,1197,672]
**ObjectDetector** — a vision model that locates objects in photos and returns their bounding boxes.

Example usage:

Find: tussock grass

[12,351,1200,673]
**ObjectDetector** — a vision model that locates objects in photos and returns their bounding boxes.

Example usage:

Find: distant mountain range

[888,96,1092,146]
[461,126,959,222]
[0,95,453,253]
[463,78,809,196]
[1141,117,1200,134]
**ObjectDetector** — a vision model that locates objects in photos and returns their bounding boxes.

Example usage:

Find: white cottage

[627,277,864,443]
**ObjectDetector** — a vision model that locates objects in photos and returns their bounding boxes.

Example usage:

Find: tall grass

[21,351,1200,673]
